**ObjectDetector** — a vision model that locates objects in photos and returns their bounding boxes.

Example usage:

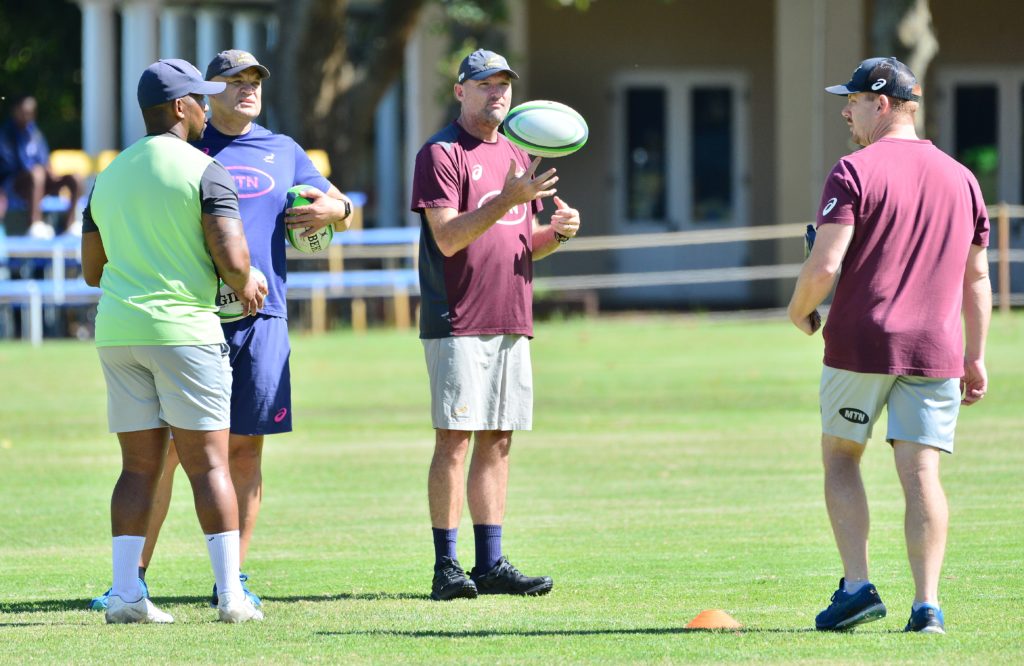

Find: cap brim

[466,67,520,81]
[214,64,271,80]
[193,80,228,96]
[825,84,856,96]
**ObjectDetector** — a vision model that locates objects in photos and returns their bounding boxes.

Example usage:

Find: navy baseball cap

[826,57,921,101]
[205,49,271,80]
[457,49,519,83]
[137,59,226,109]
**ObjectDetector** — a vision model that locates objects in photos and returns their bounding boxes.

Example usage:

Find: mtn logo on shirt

[227,165,276,199]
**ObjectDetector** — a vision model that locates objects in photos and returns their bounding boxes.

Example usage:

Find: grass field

[1,313,1022,664]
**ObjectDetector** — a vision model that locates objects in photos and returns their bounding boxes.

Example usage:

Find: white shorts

[820,366,961,452]
[98,343,232,433]
[422,334,533,431]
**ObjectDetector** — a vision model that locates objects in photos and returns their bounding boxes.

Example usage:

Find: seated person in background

[0,95,84,238]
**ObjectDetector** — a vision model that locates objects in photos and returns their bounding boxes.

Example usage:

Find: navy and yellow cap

[457,49,519,83]
[205,49,271,80]
[826,56,921,102]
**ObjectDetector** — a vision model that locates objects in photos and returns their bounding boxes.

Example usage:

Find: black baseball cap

[826,57,921,102]
[205,49,271,80]
[457,49,519,83]
[137,59,226,109]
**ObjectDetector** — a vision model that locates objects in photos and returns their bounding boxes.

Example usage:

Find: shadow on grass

[0,591,430,614]
[0,600,90,614]
[316,627,840,638]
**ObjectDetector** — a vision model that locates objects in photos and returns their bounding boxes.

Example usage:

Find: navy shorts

[222,314,292,436]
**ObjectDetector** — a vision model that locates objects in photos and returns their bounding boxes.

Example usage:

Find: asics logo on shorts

[839,407,869,424]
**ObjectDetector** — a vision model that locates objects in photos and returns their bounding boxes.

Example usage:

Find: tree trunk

[274,0,428,192]
[871,0,938,132]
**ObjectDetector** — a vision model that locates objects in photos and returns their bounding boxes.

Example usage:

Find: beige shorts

[98,343,232,433]
[820,366,960,452]
[422,334,533,431]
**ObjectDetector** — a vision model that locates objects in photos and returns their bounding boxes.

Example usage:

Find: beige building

[407,0,1021,308]
[78,0,1022,309]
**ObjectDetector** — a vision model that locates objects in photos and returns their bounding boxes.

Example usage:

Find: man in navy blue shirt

[90,50,353,610]
[0,95,84,237]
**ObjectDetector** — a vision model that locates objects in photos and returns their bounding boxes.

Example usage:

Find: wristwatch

[341,198,352,220]
[554,231,570,244]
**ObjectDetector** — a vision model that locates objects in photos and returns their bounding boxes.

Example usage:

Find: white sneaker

[217,591,264,623]
[104,595,174,624]
[27,220,55,240]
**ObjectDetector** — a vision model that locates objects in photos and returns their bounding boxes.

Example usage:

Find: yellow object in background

[95,149,120,173]
[306,149,331,178]
[49,149,93,177]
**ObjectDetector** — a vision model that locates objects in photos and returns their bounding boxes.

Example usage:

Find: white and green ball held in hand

[503,100,588,158]
[285,185,334,253]
[217,267,267,323]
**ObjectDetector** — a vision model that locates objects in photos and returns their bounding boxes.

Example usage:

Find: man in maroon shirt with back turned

[788,57,991,635]
[411,49,582,601]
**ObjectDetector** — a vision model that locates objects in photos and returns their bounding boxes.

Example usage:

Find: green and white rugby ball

[286,185,334,253]
[503,100,588,158]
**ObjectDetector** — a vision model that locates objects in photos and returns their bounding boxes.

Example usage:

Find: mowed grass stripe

[0,313,1021,663]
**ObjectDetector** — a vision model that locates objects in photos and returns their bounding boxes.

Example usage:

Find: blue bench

[0,277,100,344]
[0,225,423,341]
[286,268,419,332]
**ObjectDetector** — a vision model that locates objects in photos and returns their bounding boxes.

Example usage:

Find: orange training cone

[686,609,742,630]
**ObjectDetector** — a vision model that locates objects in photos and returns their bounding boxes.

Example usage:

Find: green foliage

[0,1,82,148]
[430,0,510,111]
[0,314,1021,662]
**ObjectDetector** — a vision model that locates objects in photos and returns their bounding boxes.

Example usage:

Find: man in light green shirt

[81,58,267,625]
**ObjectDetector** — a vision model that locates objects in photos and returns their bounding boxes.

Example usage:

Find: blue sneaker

[815,578,887,631]
[210,572,262,608]
[905,604,945,634]
[88,578,149,611]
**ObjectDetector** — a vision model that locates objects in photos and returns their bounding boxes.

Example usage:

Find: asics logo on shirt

[471,164,483,181]
[263,153,275,163]
[822,197,838,215]
[478,190,528,226]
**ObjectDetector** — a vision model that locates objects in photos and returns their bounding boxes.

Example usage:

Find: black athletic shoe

[431,557,478,601]
[815,578,887,631]
[469,556,553,596]
[904,604,945,634]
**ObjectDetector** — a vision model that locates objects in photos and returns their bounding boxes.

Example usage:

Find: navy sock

[473,524,503,573]
[432,527,458,568]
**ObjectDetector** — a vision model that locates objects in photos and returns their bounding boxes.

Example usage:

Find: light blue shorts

[819,366,961,452]
[422,334,533,431]
[98,343,232,433]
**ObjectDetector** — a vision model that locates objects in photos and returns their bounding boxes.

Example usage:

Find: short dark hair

[859,91,915,115]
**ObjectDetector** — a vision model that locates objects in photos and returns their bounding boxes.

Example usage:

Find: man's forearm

[532,225,562,260]
[431,193,518,256]
[963,275,992,362]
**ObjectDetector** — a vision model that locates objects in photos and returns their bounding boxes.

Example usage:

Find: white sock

[112,535,145,602]
[843,578,870,594]
[912,600,939,611]
[205,530,243,601]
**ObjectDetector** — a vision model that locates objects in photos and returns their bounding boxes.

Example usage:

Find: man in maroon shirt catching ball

[411,49,582,601]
